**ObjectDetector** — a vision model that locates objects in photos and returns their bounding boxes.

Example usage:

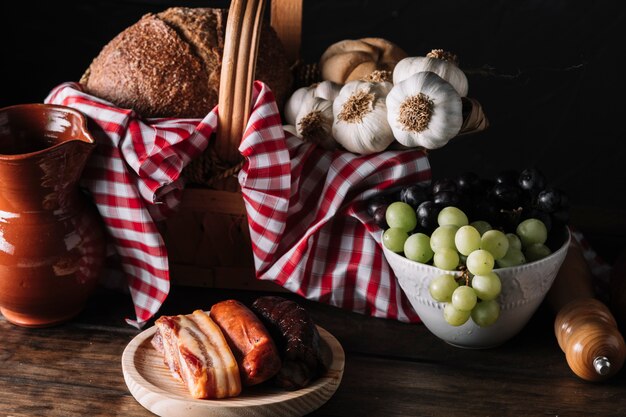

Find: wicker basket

[161,0,300,291]
[161,0,488,291]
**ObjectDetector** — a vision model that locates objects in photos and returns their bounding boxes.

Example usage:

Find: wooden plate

[122,325,345,417]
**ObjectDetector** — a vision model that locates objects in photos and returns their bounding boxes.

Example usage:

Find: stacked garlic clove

[283,81,341,150]
[386,71,462,150]
[393,49,469,97]
[296,95,335,150]
[332,80,395,154]
[282,45,472,154]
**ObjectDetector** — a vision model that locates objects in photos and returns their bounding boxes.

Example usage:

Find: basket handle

[216,0,267,164]
[216,0,304,165]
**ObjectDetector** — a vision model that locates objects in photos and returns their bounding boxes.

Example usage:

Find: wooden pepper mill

[548,237,626,381]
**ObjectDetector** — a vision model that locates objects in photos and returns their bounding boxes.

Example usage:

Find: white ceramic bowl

[384,228,571,348]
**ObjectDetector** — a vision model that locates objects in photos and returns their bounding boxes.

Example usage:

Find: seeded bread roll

[82,7,292,118]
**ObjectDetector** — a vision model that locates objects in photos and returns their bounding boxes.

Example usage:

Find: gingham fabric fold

[44,80,610,328]
[45,82,216,328]
[43,80,434,326]
[238,83,432,322]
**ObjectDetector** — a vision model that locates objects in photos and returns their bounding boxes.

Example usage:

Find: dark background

[1,0,625,262]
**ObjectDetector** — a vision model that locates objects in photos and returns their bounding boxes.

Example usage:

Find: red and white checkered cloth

[45,80,432,327]
[46,82,217,328]
[45,80,611,329]
[238,87,432,322]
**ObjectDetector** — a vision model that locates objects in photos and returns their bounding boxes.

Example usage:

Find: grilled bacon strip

[152,310,241,399]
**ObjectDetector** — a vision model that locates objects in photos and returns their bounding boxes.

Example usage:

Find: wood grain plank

[311,353,626,417]
[0,319,150,417]
[2,287,626,417]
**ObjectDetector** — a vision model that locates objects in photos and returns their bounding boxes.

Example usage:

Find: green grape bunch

[372,168,569,328]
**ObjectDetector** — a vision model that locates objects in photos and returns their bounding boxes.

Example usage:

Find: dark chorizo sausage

[251,296,327,390]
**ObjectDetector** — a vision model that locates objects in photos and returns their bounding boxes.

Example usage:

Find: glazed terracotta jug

[0,103,106,327]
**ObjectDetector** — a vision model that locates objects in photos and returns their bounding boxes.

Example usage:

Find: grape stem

[458,266,471,286]
[506,207,523,214]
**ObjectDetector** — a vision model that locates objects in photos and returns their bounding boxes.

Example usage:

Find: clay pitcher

[0,103,106,327]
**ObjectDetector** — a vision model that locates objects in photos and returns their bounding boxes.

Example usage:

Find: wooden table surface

[1,285,625,417]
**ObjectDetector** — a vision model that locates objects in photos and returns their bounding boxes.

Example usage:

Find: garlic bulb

[386,71,462,149]
[332,80,394,154]
[295,96,336,150]
[314,80,342,101]
[284,81,341,126]
[284,86,315,125]
[393,49,469,97]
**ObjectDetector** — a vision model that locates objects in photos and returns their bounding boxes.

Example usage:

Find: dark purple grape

[416,200,440,233]
[472,178,495,200]
[366,194,392,217]
[455,172,480,193]
[495,208,523,233]
[519,188,536,209]
[473,199,498,224]
[373,206,389,229]
[433,191,462,207]
[518,167,546,191]
[431,178,457,195]
[458,193,474,217]
[520,186,539,205]
[495,170,519,186]
[536,188,562,213]
[489,183,523,210]
[400,184,430,208]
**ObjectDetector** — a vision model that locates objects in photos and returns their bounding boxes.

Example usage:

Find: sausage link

[210,299,281,386]
[251,296,326,389]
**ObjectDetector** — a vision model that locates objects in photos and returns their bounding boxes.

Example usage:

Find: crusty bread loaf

[82,7,292,118]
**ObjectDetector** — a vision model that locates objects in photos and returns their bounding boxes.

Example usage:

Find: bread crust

[83,7,292,118]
